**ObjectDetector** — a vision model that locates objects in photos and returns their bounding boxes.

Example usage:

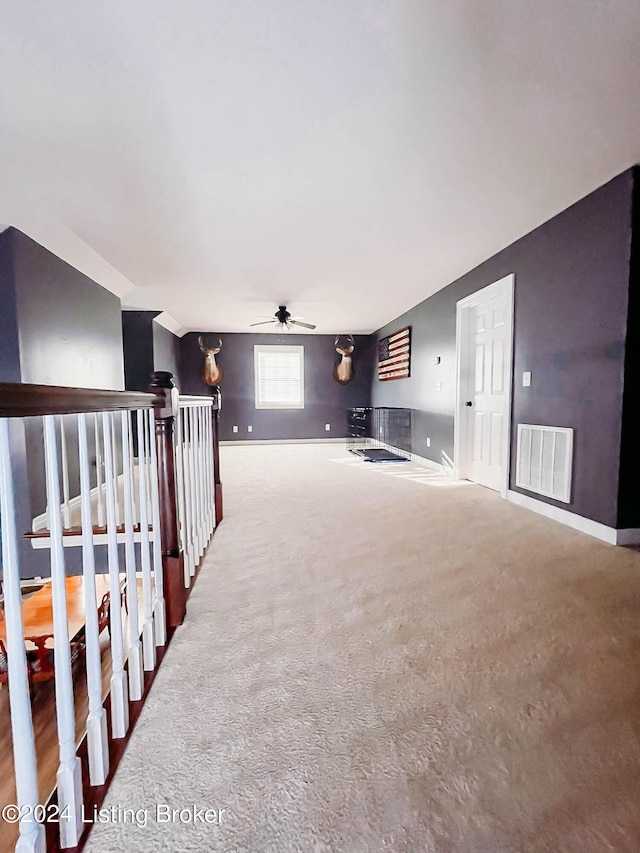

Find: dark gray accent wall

[122,311,182,391]
[152,321,182,389]
[0,228,127,577]
[180,332,374,441]
[0,229,21,382]
[122,311,155,391]
[373,169,635,528]
[10,228,124,390]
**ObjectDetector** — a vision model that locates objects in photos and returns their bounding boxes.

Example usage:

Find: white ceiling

[1,1,640,335]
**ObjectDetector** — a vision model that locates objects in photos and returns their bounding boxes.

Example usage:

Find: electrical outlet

[232,425,238,433]
[247,425,253,433]
[426,437,431,447]
[325,423,331,431]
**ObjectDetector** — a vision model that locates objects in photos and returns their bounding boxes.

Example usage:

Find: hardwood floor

[0,580,147,852]
[0,632,114,851]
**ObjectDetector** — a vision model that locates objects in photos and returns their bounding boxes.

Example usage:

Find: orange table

[0,576,112,642]
[0,576,113,682]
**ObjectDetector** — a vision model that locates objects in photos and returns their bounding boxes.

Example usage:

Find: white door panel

[458,280,513,493]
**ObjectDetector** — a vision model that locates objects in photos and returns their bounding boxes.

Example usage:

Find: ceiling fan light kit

[249,305,317,332]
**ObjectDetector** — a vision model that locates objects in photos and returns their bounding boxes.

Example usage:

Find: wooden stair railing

[0,373,222,853]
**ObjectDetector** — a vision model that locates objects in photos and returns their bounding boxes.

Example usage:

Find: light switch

[436,382,442,391]
[522,372,532,387]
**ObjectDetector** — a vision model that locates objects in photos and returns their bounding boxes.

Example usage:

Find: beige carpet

[85,444,640,853]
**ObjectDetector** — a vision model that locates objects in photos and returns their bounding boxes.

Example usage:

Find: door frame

[453,273,515,499]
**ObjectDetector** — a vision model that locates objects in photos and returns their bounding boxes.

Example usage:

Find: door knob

[465,401,473,407]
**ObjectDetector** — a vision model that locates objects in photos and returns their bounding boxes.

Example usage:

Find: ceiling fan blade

[289,319,316,330]
[249,320,276,327]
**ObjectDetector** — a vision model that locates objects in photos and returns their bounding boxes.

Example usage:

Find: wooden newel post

[211,385,224,526]
[150,371,187,627]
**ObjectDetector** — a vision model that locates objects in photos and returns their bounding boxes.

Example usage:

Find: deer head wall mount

[333,334,355,385]
[198,336,223,386]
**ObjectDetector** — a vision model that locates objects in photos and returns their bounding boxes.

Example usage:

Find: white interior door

[455,275,514,495]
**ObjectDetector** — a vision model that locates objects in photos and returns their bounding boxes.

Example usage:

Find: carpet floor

[85,444,640,853]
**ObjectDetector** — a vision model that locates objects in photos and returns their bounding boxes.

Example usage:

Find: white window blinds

[254,346,304,409]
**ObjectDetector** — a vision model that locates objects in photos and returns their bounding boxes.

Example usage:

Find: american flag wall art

[377,326,411,381]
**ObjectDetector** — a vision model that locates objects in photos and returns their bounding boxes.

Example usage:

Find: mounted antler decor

[333,334,355,385]
[198,336,223,385]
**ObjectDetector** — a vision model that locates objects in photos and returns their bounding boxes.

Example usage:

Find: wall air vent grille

[516,424,573,503]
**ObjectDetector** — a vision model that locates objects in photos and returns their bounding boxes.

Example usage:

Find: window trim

[254,345,305,410]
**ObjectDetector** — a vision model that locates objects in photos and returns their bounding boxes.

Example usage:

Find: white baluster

[43,415,83,848]
[101,412,129,738]
[94,414,105,528]
[129,415,137,526]
[120,411,143,701]
[59,418,71,529]
[204,405,213,540]
[191,407,200,560]
[205,405,214,538]
[77,413,109,786]
[191,406,200,566]
[0,419,46,853]
[200,407,209,544]
[136,409,156,671]
[201,406,208,541]
[207,406,217,533]
[195,406,205,557]
[110,412,120,528]
[182,408,195,577]
[144,414,154,523]
[175,406,190,589]
[188,407,199,568]
[146,408,166,646]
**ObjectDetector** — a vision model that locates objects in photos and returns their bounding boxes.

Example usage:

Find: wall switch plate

[325,423,330,431]
[523,371,532,387]
[426,437,431,447]
[436,382,442,391]
[232,425,238,433]
[247,425,253,432]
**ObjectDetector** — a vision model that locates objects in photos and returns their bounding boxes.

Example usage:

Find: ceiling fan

[250,305,316,331]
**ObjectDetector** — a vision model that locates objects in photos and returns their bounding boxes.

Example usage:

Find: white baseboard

[506,489,640,546]
[408,451,456,476]
[220,438,347,446]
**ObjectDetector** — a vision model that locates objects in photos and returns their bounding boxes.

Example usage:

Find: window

[254,345,304,409]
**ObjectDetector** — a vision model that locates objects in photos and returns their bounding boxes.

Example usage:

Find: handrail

[0,382,158,418]
[178,394,214,404]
